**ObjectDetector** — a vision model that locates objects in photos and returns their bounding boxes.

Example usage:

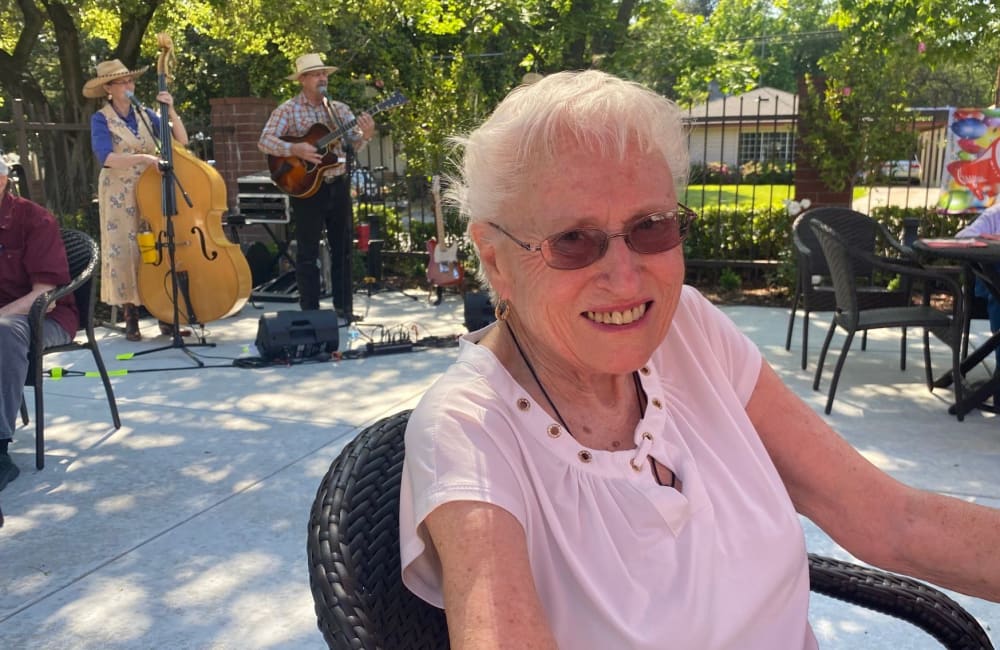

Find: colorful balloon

[952,117,987,139]
[955,109,985,121]
[958,138,984,155]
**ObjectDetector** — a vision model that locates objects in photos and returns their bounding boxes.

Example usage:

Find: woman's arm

[425,500,558,650]
[748,359,1000,601]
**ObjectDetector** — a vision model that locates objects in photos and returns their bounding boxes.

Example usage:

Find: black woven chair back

[794,207,879,279]
[308,410,449,650]
[810,219,864,321]
[61,229,99,331]
[308,412,993,650]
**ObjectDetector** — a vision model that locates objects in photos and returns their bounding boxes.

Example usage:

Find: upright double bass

[137,33,251,326]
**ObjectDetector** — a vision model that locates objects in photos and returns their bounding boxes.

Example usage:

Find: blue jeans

[0,315,72,438]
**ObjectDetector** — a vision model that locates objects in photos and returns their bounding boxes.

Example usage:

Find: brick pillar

[210,97,278,210]
[795,77,853,209]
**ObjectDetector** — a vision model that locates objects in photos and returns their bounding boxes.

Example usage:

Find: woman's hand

[155,91,175,109]
[138,153,161,170]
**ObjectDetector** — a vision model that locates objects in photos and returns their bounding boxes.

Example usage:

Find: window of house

[738,132,794,165]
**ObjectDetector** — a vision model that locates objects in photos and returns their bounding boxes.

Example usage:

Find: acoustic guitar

[267,91,408,198]
[426,175,464,302]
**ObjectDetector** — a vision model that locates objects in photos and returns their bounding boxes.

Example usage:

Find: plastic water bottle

[347,324,361,350]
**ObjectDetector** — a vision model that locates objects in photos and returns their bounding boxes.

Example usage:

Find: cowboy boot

[123,303,141,342]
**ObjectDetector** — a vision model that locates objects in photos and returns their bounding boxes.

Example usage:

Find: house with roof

[683,87,799,173]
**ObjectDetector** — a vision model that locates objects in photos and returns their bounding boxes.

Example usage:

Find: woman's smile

[584,301,650,326]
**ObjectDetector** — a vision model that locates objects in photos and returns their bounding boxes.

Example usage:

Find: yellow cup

[137,231,157,263]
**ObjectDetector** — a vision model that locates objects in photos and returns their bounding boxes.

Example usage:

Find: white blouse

[400,285,817,649]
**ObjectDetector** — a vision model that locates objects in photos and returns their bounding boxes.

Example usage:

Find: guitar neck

[316,114,358,149]
[315,95,399,149]
[432,175,446,242]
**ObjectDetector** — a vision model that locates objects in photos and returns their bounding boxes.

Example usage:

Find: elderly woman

[84,59,189,341]
[400,70,1000,648]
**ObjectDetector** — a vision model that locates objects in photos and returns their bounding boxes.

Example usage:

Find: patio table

[912,236,1000,418]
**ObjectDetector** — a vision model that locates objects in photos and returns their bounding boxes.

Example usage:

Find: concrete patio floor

[1,287,998,649]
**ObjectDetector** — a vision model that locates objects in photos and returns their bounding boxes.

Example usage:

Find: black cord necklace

[506,321,575,436]
[505,321,644,439]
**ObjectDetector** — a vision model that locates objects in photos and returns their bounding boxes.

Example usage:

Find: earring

[494,298,511,322]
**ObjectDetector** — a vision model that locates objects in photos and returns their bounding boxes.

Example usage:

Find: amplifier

[255,310,340,360]
[235,171,290,224]
[235,193,290,224]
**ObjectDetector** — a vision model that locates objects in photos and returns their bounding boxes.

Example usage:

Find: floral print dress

[97,103,158,306]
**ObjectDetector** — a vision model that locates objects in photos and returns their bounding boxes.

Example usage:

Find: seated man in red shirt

[0,157,78,490]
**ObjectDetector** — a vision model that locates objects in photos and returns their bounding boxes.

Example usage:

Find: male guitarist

[258,53,375,317]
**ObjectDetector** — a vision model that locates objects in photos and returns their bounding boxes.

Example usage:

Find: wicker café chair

[809,220,966,419]
[785,208,914,371]
[307,411,994,650]
[19,228,121,469]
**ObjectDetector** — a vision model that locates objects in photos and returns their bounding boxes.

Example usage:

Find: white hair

[444,69,689,298]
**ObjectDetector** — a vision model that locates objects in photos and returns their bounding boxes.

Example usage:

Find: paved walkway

[1,289,997,648]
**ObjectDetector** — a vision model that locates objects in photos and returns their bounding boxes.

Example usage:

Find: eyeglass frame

[107,78,136,86]
[487,204,697,270]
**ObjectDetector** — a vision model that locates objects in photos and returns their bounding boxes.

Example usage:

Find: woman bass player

[85,59,191,341]
[257,53,375,317]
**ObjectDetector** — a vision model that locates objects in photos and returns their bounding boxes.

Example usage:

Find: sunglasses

[489,205,696,270]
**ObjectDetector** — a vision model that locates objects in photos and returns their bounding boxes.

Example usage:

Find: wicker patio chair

[810,220,966,419]
[20,228,121,469]
[307,410,993,650]
[785,207,914,370]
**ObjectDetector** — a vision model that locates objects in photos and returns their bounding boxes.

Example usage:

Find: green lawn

[683,185,793,208]
[683,185,869,208]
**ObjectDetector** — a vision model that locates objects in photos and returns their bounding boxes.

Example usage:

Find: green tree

[832,0,1000,104]
[798,0,1000,191]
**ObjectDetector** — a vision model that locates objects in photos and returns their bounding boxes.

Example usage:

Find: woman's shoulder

[91,107,110,125]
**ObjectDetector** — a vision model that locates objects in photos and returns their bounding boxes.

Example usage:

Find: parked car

[879,158,922,185]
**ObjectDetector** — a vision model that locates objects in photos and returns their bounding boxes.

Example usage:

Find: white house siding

[684,87,799,172]
[687,123,797,170]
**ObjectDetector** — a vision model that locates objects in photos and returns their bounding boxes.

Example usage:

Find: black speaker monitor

[255,310,340,360]
[464,291,496,331]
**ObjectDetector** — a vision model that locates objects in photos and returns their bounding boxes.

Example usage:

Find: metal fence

[0,93,961,274]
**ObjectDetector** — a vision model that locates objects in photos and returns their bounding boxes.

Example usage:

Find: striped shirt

[257,92,366,170]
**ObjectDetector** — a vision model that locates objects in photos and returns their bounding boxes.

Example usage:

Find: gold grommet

[578,450,592,463]
[652,398,662,409]
[642,432,653,441]
[516,398,530,411]
[640,366,650,375]
[547,424,561,438]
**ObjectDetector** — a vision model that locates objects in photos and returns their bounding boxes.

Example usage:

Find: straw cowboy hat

[82,59,149,98]
[286,53,338,81]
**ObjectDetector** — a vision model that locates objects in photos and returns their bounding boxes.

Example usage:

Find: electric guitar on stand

[426,175,464,304]
[266,91,408,198]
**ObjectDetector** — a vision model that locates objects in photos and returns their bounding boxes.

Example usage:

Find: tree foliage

[3,0,999,213]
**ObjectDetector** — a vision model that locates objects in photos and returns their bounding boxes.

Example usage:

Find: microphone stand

[128,95,215,366]
[322,94,355,325]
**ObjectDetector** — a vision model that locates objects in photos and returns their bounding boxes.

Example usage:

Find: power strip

[365,341,414,355]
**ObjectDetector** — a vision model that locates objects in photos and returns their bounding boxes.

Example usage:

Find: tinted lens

[627,212,684,254]
[543,229,607,269]
[538,208,693,270]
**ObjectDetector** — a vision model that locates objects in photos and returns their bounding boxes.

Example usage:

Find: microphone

[318,84,330,105]
[124,90,144,111]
